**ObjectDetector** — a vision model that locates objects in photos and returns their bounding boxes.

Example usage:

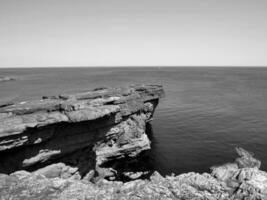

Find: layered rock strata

[1,84,267,199]
[0,85,164,180]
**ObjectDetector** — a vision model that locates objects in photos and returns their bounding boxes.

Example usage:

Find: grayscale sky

[0,0,267,67]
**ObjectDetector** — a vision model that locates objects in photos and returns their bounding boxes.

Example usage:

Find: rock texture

[1,147,267,199]
[1,84,267,199]
[0,76,15,82]
[0,84,164,180]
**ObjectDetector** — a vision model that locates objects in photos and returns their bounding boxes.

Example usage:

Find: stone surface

[1,84,267,199]
[0,76,15,82]
[235,147,261,169]
[1,147,267,199]
[0,84,164,177]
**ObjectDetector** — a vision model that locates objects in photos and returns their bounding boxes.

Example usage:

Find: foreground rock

[1,147,266,199]
[0,84,164,180]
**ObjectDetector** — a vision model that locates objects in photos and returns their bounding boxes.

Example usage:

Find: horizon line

[1,65,267,69]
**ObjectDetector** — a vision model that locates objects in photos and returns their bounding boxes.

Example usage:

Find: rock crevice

[0,84,164,180]
[1,147,267,199]
[1,84,267,199]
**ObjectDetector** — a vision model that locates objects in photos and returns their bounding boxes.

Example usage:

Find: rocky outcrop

[210,147,267,199]
[1,147,267,199]
[1,84,267,199]
[0,76,15,82]
[0,84,164,180]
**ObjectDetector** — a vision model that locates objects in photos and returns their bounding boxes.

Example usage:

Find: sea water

[1,67,266,175]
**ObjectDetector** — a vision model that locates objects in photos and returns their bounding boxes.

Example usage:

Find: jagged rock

[235,147,261,169]
[210,147,267,199]
[122,171,150,180]
[82,170,95,182]
[0,169,230,199]
[0,84,164,177]
[1,84,267,199]
[211,163,239,182]
[33,163,80,180]
[11,170,32,179]
[0,146,267,199]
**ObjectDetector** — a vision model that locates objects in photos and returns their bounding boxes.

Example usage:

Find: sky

[0,0,267,67]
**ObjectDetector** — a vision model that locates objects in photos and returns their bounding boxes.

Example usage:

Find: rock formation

[1,84,267,199]
[0,76,15,82]
[0,84,164,180]
[1,147,267,199]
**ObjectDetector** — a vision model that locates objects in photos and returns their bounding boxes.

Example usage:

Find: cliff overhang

[1,84,267,199]
[0,84,164,180]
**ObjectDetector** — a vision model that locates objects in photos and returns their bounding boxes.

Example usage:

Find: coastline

[0,84,266,199]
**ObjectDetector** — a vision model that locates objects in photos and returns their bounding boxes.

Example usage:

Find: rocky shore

[0,84,267,199]
[0,85,164,179]
[1,147,267,199]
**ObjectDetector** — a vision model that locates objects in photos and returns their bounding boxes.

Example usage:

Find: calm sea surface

[0,67,267,175]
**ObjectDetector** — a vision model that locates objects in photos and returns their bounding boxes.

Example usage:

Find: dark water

[1,67,267,175]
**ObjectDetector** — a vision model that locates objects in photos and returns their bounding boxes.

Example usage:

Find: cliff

[0,84,164,180]
[1,84,267,199]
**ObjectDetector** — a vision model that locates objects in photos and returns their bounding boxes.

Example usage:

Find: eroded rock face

[1,84,267,199]
[1,148,267,199]
[210,147,267,200]
[0,84,164,179]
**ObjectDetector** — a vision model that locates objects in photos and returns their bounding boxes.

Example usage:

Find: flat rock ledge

[1,85,267,199]
[0,84,164,180]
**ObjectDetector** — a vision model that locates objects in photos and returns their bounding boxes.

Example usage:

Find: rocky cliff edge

[1,85,267,199]
[0,84,164,181]
[0,147,266,199]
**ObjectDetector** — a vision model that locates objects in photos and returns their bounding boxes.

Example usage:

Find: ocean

[0,67,267,175]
